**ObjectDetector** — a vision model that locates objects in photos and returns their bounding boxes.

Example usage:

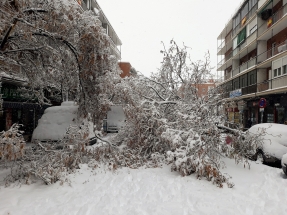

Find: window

[278,67,282,76]
[249,0,257,9]
[233,13,240,29]
[274,69,277,77]
[250,25,257,35]
[241,3,249,18]
[283,65,287,74]
[237,27,246,46]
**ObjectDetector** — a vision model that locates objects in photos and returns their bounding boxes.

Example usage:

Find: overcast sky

[97,0,243,77]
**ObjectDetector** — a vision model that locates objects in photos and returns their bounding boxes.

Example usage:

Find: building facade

[217,0,287,128]
[77,0,122,60]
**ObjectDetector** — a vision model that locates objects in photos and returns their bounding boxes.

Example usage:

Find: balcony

[217,51,233,68]
[258,4,287,37]
[232,57,256,78]
[270,74,287,89]
[242,84,257,95]
[110,40,121,60]
[232,3,258,37]
[233,31,257,58]
[217,32,232,53]
[257,40,287,64]
[224,74,287,99]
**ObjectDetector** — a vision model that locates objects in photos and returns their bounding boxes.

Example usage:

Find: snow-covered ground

[0,159,286,215]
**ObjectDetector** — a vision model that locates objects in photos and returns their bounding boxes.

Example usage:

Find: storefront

[245,94,287,127]
[0,80,50,141]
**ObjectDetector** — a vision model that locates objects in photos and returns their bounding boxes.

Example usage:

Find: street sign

[259,98,267,108]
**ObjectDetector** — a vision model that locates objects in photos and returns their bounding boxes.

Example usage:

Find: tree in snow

[111,40,237,187]
[0,0,120,123]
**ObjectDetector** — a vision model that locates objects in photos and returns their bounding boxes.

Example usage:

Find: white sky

[97,0,244,77]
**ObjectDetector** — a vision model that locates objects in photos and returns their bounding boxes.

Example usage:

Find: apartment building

[77,0,122,60]
[217,0,287,128]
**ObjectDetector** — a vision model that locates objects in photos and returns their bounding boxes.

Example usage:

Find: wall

[195,81,216,97]
[247,17,257,37]
[257,40,268,62]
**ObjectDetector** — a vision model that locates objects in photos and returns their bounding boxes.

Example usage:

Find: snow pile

[32,101,78,141]
[0,159,286,215]
[248,123,287,159]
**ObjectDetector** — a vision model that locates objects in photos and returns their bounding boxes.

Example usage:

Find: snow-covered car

[218,123,287,173]
[247,123,287,169]
[32,101,96,145]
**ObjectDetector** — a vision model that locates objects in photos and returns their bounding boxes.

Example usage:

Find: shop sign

[1,85,20,99]
[230,89,242,98]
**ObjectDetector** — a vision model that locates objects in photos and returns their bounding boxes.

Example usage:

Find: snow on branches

[113,40,235,187]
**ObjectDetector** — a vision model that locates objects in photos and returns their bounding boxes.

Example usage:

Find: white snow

[0,159,287,215]
[31,101,78,141]
[248,123,287,159]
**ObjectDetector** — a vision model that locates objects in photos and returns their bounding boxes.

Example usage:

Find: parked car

[247,123,287,169]
[218,123,287,174]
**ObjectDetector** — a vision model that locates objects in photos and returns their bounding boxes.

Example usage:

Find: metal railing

[217,51,233,68]
[257,40,287,63]
[232,57,256,77]
[222,74,287,98]
[242,84,257,95]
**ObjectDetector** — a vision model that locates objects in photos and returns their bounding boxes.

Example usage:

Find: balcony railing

[257,81,269,92]
[270,74,287,89]
[232,57,256,78]
[223,74,287,98]
[217,32,232,51]
[110,39,121,60]
[257,40,287,63]
[258,4,287,36]
[242,84,257,95]
[217,51,233,68]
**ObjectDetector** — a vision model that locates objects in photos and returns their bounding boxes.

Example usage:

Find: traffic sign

[259,98,267,108]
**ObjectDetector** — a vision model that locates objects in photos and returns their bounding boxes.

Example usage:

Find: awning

[3,101,50,110]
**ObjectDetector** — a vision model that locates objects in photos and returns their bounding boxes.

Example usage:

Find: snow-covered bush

[2,123,92,186]
[0,124,25,162]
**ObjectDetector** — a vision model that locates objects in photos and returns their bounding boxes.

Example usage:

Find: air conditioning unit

[278,44,287,53]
